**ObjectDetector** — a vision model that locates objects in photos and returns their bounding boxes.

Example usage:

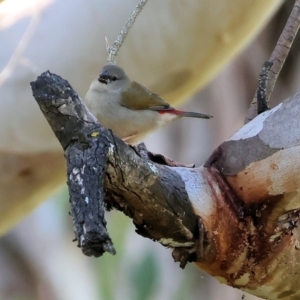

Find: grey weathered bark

[31,70,300,300]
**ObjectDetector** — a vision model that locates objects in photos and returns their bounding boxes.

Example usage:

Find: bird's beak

[98,70,110,84]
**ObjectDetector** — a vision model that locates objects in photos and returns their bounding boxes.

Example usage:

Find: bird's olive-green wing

[121,81,170,110]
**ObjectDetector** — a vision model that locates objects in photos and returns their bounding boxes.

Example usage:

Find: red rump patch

[158,109,182,115]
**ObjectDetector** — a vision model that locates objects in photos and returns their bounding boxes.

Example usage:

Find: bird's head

[98,64,129,92]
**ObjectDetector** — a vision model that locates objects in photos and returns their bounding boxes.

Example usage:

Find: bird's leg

[122,133,139,142]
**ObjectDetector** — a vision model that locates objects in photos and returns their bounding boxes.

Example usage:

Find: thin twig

[257,61,273,114]
[245,0,300,123]
[106,0,148,64]
[266,0,300,100]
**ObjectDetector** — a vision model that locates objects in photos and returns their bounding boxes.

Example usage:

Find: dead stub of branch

[31,72,116,257]
[31,71,300,300]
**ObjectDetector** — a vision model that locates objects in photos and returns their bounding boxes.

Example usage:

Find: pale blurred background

[0,0,299,299]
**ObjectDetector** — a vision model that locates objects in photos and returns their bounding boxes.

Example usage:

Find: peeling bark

[31,72,300,300]
[199,93,300,299]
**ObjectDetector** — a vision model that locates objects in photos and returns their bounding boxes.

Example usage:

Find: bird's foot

[128,143,149,160]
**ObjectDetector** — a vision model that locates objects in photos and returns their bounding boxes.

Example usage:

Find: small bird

[85,64,212,143]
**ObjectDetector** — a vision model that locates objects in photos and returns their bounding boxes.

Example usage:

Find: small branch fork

[106,0,148,64]
[245,0,300,122]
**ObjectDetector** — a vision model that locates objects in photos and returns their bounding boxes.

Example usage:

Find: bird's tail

[174,110,212,119]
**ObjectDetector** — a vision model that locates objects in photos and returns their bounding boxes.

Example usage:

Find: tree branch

[30,71,200,265]
[28,2,300,299]
[31,70,300,299]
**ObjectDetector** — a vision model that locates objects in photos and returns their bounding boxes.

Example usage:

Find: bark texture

[31,71,300,300]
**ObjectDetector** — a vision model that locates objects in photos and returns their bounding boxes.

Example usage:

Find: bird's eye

[112,76,117,81]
